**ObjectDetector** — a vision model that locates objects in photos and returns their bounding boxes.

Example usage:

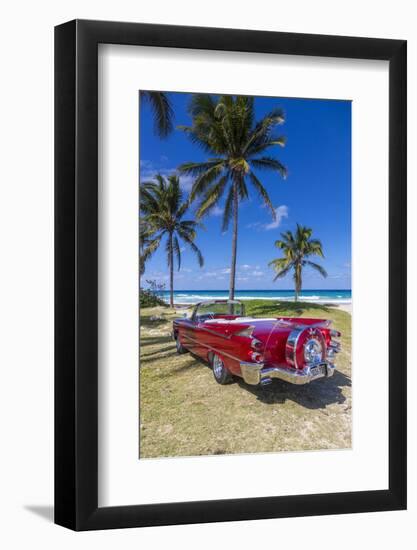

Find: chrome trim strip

[240,361,335,386]
[178,323,232,340]
[285,327,304,368]
[196,326,232,340]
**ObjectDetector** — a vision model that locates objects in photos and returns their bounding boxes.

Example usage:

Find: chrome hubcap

[213,355,224,378]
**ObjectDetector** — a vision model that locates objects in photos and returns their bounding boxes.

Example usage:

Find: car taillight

[285,326,326,369]
[327,330,341,359]
[250,337,263,350]
[304,337,323,364]
[249,351,263,363]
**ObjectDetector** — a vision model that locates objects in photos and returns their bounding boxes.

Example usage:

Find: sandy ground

[331,303,352,314]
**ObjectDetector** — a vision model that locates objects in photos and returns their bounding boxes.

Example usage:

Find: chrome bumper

[239,361,335,386]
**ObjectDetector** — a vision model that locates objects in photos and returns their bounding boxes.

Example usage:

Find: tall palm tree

[140,174,204,307]
[269,224,327,301]
[140,91,174,138]
[178,94,287,300]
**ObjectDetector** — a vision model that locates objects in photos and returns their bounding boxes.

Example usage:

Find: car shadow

[237,369,351,410]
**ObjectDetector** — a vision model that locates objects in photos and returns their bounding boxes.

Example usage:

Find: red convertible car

[172,299,341,386]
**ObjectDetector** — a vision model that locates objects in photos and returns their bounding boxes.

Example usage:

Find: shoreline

[172,300,352,315]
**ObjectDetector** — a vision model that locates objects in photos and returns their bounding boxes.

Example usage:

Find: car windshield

[194,301,245,321]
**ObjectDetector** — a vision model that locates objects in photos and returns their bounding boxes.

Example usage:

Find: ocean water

[159,289,352,305]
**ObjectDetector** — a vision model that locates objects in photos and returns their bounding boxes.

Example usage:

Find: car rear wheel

[175,335,188,354]
[212,353,233,385]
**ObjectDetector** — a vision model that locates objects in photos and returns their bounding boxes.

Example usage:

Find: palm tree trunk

[169,233,174,308]
[294,262,302,302]
[229,181,239,301]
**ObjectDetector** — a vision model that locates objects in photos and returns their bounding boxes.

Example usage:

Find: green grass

[139,300,351,458]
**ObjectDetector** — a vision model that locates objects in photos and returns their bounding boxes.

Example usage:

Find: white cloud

[211,205,224,217]
[245,205,289,231]
[252,270,264,277]
[245,222,262,229]
[144,271,169,281]
[140,160,194,192]
[193,266,231,280]
[263,205,289,230]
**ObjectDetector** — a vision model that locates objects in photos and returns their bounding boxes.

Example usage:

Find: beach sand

[330,303,352,314]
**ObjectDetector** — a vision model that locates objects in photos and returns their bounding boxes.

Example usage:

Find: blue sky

[140,92,351,291]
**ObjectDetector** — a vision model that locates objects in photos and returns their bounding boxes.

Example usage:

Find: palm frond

[177,229,204,267]
[142,91,174,138]
[178,159,225,176]
[246,136,286,157]
[141,234,163,259]
[251,156,288,179]
[305,261,328,278]
[189,165,225,201]
[196,176,228,218]
[268,258,294,281]
[221,186,234,233]
[248,171,275,218]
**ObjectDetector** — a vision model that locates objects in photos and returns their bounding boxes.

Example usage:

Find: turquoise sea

[159,289,352,305]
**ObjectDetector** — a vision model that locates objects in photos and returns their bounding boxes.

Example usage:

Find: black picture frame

[55,19,407,531]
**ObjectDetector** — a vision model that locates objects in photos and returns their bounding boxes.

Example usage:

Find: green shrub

[140,288,166,308]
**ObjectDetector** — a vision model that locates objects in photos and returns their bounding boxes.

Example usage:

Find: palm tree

[140,91,174,138]
[140,174,204,307]
[269,224,327,301]
[178,94,287,300]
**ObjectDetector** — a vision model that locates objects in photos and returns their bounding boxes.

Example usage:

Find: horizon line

[148,288,352,292]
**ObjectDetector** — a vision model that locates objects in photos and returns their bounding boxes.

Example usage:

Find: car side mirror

[183,311,191,319]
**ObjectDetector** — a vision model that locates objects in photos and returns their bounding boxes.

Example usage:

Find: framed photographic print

[55,19,407,530]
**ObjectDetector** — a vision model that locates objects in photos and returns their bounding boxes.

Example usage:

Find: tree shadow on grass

[140,336,171,348]
[246,300,331,318]
[140,342,176,359]
[237,370,351,410]
[140,349,178,364]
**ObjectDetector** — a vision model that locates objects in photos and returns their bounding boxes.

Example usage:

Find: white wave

[165,294,352,305]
